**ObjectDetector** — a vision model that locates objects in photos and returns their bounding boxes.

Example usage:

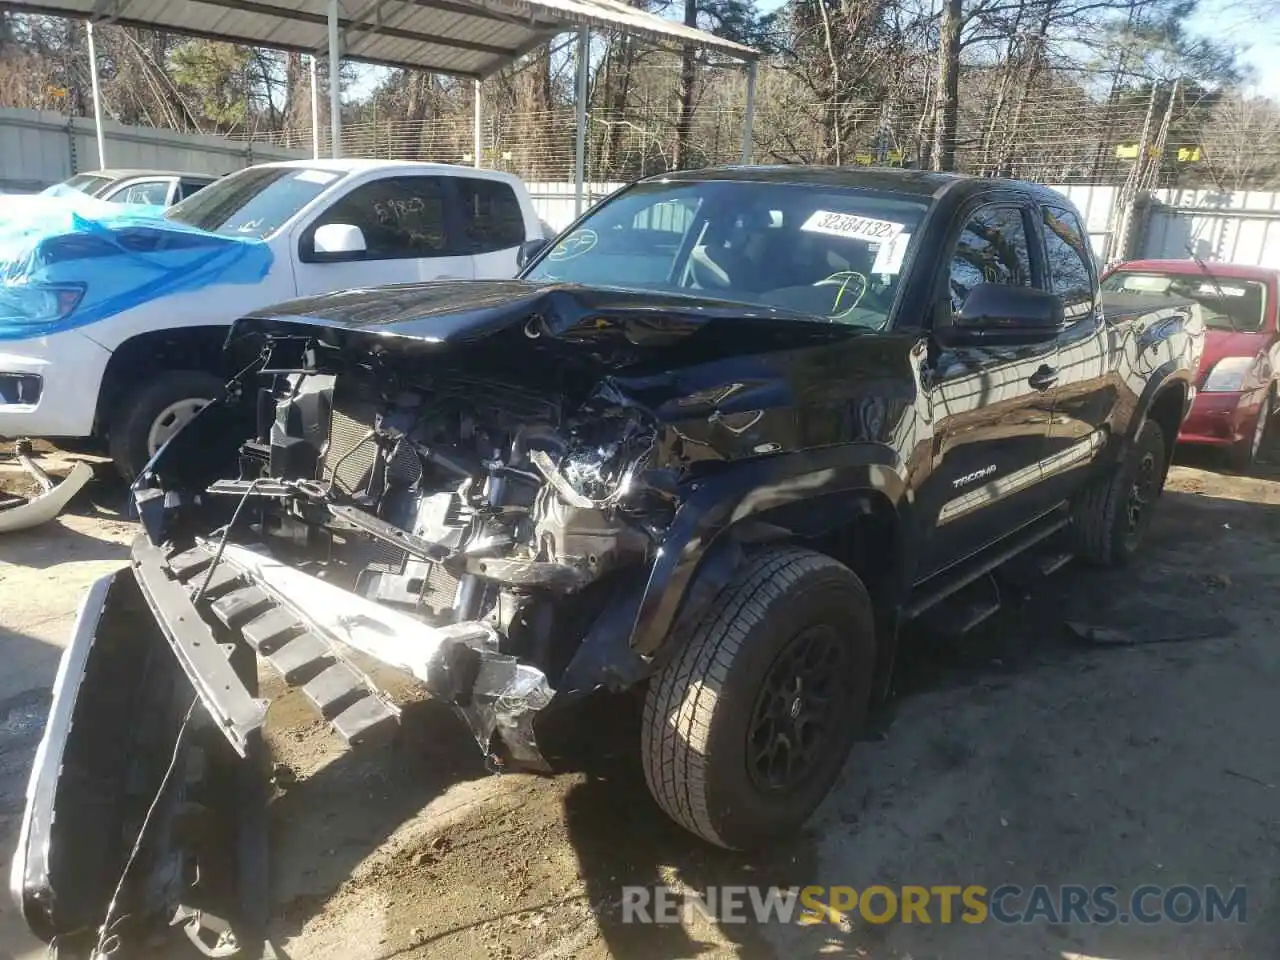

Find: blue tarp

[0,194,274,342]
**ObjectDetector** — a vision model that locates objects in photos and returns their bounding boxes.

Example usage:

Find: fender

[1110,297,1204,455]
[1125,360,1195,452]
[627,442,911,658]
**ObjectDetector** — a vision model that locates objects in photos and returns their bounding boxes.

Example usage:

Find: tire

[1071,419,1167,566]
[641,547,876,849]
[1229,389,1272,474]
[108,371,224,481]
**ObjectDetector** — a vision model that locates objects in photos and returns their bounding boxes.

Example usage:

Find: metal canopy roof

[7,0,757,78]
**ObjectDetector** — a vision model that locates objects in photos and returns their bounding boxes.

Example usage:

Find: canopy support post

[740,59,757,165]
[86,20,106,169]
[309,55,320,159]
[473,79,482,167]
[327,0,342,158]
[574,26,589,217]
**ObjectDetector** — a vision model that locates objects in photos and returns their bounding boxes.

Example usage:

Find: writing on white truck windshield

[165,166,340,239]
[524,181,928,329]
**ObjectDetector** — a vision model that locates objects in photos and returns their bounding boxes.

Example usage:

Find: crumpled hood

[0,194,272,341]
[232,280,859,370]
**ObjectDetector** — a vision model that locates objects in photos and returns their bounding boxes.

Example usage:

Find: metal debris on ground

[0,439,93,533]
[1064,617,1235,646]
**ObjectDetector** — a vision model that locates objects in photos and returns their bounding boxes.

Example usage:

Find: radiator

[323,395,421,496]
[323,393,458,615]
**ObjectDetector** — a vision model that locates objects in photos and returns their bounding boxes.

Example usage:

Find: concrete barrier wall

[0,108,308,191]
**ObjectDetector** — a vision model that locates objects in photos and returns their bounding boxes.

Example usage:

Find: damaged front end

[14,281,857,948]
[127,283,697,770]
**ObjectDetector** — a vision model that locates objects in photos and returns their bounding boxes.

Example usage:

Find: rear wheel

[107,371,223,481]
[641,547,876,849]
[1071,419,1167,566]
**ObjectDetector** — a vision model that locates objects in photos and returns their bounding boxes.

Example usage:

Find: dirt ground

[2,448,1279,960]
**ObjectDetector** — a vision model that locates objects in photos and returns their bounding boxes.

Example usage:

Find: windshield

[524,180,929,329]
[43,173,112,197]
[165,166,341,238]
[1101,270,1267,332]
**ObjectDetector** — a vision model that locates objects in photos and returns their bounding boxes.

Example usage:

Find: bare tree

[1199,92,1280,190]
[933,0,962,170]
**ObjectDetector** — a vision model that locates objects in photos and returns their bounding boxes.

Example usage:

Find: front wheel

[108,371,224,481]
[1230,389,1273,474]
[641,547,876,849]
[1071,419,1167,565]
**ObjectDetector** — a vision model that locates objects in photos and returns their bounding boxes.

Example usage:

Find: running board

[905,511,1070,620]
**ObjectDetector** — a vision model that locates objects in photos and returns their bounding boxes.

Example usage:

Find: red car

[1102,259,1279,470]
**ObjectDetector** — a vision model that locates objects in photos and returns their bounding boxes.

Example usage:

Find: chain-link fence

[232,59,1230,189]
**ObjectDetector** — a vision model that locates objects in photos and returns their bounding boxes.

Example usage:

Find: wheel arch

[1131,367,1192,472]
[94,326,230,438]
[625,446,913,687]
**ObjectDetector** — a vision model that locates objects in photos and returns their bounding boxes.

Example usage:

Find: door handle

[1028,365,1058,391]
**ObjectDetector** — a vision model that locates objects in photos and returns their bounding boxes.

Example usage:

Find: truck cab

[0,159,544,477]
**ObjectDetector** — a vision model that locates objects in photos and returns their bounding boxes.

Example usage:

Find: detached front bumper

[10,573,117,939]
[13,536,556,940]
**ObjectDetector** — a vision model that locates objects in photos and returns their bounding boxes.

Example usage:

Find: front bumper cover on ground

[137,537,557,766]
[11,537,557,941]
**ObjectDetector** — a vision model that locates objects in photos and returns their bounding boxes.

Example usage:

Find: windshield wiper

[1184,244,1242,333]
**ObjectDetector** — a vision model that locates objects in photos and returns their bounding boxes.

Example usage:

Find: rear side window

[178,179,211,201]
[1041,206,1096,321]
[633,200,695,234]
[455,178,524,253]
[949,206,1032,313]
[309,176,448,260]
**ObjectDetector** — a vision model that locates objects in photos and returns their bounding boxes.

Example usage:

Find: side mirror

[516,238,549,270]
[948,283,1064,343]
[312,223,367,261]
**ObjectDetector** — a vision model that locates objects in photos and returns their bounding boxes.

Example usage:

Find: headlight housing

[1202,355,1255,393]
[0,282,86,340]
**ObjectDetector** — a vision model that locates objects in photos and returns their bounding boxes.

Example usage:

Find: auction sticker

[801,211,904,242]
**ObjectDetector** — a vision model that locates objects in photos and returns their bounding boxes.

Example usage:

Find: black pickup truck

[13,168,1204,954]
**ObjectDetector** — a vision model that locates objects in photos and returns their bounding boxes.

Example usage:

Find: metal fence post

[66,117,77,175]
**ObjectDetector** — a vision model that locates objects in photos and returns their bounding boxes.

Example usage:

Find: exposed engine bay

[122,311,702,777]
[237,351,664,638]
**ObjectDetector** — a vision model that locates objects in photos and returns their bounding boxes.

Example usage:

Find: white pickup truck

[0,159,545,478]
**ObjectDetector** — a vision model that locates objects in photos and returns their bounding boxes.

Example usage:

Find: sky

[1190,2,1280,98]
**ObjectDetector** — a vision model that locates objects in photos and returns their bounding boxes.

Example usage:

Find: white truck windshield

[165,166,341,239]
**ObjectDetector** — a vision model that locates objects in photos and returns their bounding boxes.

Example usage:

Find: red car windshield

[1101,270,1267,332]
